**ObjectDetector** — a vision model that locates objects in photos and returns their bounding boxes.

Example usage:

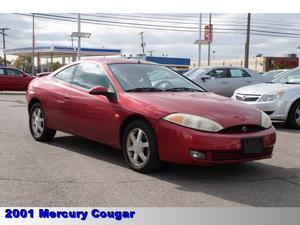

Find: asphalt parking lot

[0,92,300,207]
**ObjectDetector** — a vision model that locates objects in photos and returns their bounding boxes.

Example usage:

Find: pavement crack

[0,176,300,185]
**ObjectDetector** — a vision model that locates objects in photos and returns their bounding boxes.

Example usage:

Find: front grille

[264,111,274,115]
[211,148,273,161]
[219,125,265,134]
[236,93,261,102]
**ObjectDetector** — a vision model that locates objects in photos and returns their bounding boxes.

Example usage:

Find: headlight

[163,113,224,132]
[259,90,284,102]
[261,111,272,129]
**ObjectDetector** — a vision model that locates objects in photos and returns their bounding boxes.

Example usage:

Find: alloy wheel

[295,106,300,125]
[126,128,150,167]
[31,107,44,137]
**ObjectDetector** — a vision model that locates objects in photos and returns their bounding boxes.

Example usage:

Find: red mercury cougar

[26,59,276,173]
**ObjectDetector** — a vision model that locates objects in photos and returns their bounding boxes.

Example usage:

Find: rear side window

[229,69,251,78]
[5,68,23,76]
[72,63,110,89]
[0,68,5,75]
[207,69,228,78]
[55,65,77,83]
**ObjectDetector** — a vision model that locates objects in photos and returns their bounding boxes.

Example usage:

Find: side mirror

[89,86,117,102]
[89,86,109,95]
[201,75,211,81]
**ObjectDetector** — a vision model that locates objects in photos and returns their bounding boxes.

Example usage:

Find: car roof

[194,66,252,70]
[0,66,20,70]
[81,58,156,65]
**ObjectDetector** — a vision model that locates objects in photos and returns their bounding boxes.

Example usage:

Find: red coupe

[26,59,276,173]
[0,67,35,91]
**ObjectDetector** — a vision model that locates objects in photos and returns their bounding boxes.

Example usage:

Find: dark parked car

[0,67,35,91]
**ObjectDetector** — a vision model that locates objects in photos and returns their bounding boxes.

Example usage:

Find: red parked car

[0,67,35,91]
[26,59,276,173]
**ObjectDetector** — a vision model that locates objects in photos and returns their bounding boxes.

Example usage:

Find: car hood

[235,82,300,95]
[124,92,262,128]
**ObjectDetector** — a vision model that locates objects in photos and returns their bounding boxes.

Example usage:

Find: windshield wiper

[284,82,300,85]
[126,87,163,92]
[164,87,201,92]
[265,81,274,83]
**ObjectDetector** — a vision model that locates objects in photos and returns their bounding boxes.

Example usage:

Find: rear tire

[287,100,300,129]
[122,120,162,173]
[29,102,56,141]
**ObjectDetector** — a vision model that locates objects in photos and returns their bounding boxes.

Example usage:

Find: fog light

[190,150,206,160]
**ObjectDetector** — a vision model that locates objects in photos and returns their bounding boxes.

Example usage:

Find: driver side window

[72,63,110,89]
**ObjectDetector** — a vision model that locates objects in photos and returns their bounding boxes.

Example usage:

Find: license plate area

[242,137,263,154]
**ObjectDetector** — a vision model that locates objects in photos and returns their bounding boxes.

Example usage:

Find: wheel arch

[28,98,42,114]
[119,114,157,148]
[286,97,300,116]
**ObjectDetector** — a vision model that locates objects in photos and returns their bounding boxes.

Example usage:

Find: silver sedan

[184,66,267,97]
[232,67,300,129]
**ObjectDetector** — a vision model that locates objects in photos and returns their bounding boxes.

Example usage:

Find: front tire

[122,120,162,173]
[287,100,300,129]
[29,102,56,141]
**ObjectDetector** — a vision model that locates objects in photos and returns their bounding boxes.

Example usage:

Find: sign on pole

[204,25,213,43]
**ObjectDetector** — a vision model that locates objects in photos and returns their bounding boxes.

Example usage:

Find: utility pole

[198,13,202,67]
[0,28,9,67]
[139,32,146,55]
[207,13,212,66]
[32,13,35,75]
[77,13,81,60]
[244,13,251,68]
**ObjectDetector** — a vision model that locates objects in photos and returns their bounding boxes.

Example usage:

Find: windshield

[262,70,283,77]
[184,68,209,79]
[272,67,300,84]
[108,63,204,92]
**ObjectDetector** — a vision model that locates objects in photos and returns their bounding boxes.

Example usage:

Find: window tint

[0,68,5,75]
[5,68,23,76]
[72,63,110,89]
[109,64,203,92]
[229,69,251,78]
[207,69,227,79]
[55,65,76,82]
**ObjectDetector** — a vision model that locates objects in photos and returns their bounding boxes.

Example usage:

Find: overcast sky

[1,13,300,62]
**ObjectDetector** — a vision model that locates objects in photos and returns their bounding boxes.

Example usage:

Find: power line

[16,13,300,39]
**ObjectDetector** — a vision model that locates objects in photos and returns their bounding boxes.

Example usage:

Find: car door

[44,64,78,131]
[0,68,6,90]
[199,68,230,96]
[64,62,117,144]
[4,68,27,91]
[227,68,253,96]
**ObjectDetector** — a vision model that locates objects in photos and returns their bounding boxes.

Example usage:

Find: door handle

[221,82,228,84]
[246,81,252,83]
[64,96,71,100]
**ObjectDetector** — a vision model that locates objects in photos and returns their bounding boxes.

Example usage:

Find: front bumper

[156,120,276,165]
[234,99,289,121]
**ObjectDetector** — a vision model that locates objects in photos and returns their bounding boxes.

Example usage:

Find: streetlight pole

[77,13,81,60]
[207,13,212,66]
[198,13,202,67]
[0,28,9,67]
[32,13,35,75]
[244,13,251,68]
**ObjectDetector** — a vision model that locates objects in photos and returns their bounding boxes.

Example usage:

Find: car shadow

[273,122,300,134]
[0,91,26,95]
[46,135,300,207]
